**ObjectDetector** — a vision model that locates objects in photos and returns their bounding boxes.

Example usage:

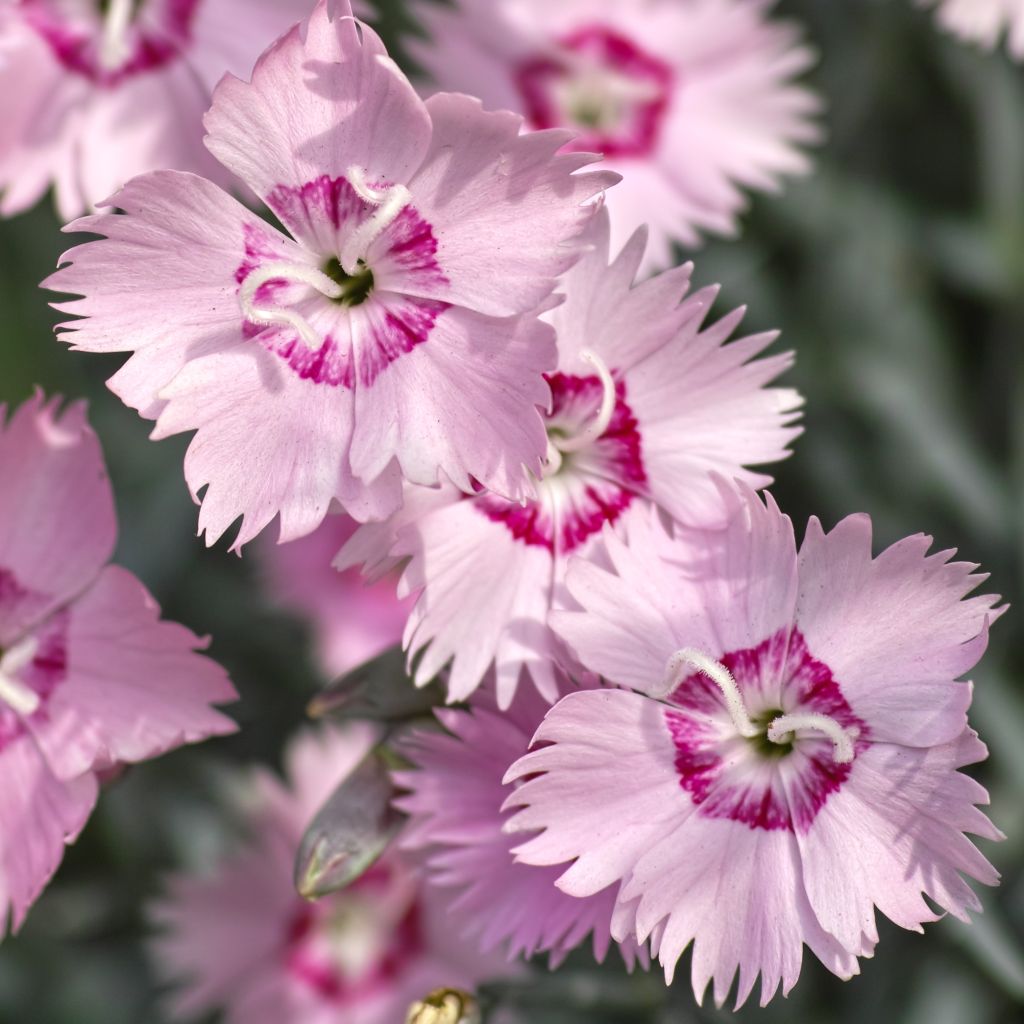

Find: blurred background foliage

[1,0,1022,1021]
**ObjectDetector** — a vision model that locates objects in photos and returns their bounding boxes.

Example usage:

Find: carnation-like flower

[45,0,616,550]
[260,514,412,679]
[409,0,820,270]
[919,0,1024,58]
[0,0,327,219]
[339,211,801,706]
[504,491,1004,1007]
[151,723,502,1024]
[395,682,647,968]
[0,392,236,939]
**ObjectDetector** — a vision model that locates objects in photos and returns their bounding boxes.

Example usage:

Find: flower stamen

[99,0,134,71]
[767,713,858,765]
[0,636,40,716]
[656,648,859,764]
[238,262,344,351]
[558,350,617,453]
[340,166,412,275]
[656,648,758,738]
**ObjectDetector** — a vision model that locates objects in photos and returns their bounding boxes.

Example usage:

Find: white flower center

[99,0,134,71]
[554,53,661,133]
[0,636,41,716]
[543,349,616,477]
[236,166,411,352]
[656,648,858,764]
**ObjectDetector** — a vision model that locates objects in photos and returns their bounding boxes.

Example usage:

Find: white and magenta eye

[516,25,673,158]
[20,0,200,83]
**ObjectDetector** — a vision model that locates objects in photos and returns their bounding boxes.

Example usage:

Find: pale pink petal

[554,492,799,694]
[350,307,553,501]
[47,170,302,420]
[0,735,97,937]
[204,3,433,219]
[151,341,395,549]
[627,818,856,1005]
[0,394,114,645]
[406,92,618,317]
[796,731,1002,954]
[397,689,644,966]
[0,19,88,218]
[505,690,684,898]
[75,63,223,209]
[396,500,561,706]
[26,565,236,780]
[796,515,1002,746]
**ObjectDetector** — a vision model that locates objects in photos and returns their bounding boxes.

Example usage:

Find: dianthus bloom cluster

[0,0,1002,1016]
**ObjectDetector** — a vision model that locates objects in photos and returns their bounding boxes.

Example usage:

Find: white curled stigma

[99,0,134,71]
[340,166,412,275]
[657,648,859,765]
[557,350,617,454]
[238,262,344,351]
[657,648,758,737]
[768,714,858,765]
[0,636,40,717]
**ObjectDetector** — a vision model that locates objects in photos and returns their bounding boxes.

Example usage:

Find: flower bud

[293,745,403,899]
[307,646,445,723]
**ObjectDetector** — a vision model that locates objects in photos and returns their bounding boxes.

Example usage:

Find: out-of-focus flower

[409,0,820,270]
[151,724,502,1024]
[919,0,1024,58]
[260,514,412,680]
[0,392,236,939]
[395,682,648,969]
[339,210,801,706]
[0,0,325,219]
[46,0,616,550]
[503,491,1004,1006]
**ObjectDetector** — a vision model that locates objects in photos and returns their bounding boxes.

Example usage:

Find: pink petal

[0,735,97,937]
[554,492,800,694]
[504,689,685,898]
[0,394,114,645]
[47,170,301,421]
[397,689,644,966]
[152,341,395,549]
[27,565,236,780]
[348,306,554,501]
[625,817,856,1006]
[204,1,432,226]
[406,92,619,317]
[396,499,561,706]
[796,731,1002,955]
[796,514,1003,746]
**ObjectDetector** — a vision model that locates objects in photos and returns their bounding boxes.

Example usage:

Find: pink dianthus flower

[920,0,1024,57]
[504,490,1004,1007]
[395,681,647,969]
[0,392,236,939]
[151,723,502,1023]
[339,210,802,706]
[0,0,323,218]
[409,0,821,270]
[46,0,616,549]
